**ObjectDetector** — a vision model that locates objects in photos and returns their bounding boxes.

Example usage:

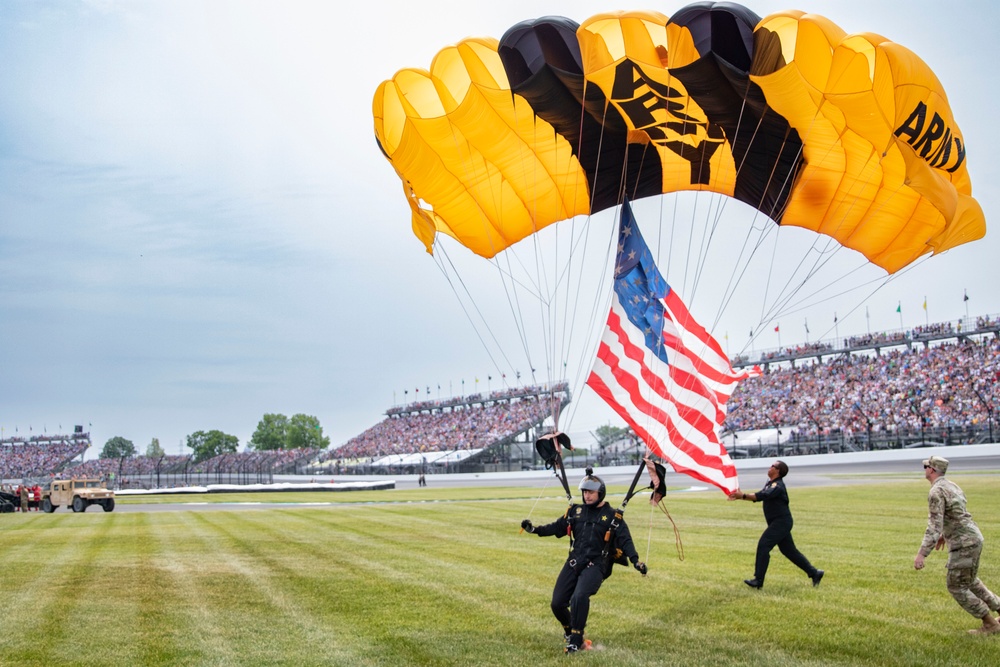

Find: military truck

[41,478,115,513]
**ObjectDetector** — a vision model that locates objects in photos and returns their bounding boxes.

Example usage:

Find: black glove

[521,519,534,533]
[634,561,648,575]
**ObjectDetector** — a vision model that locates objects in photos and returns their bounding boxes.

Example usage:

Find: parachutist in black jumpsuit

[521,474,646,652]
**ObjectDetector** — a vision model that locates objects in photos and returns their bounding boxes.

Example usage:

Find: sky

[1,0,998,458]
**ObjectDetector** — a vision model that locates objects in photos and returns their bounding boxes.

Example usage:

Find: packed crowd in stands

[725,337,1000,439]
[187,448,313,473]
[843,330,910,349]
[736,316,1000,369]
[0,439,88,478]
[4,323,999,481]
[63,454,192,479]
[385,382,569,416]
[336,393,564,461]
[757,341,834,362]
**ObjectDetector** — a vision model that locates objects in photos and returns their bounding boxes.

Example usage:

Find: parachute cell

[373,2,984,271]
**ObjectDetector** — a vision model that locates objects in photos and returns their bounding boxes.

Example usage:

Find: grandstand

[312,381,572,475]
[4,313,999,486]
[723,313,1000,457]
[59,448,317,489]
[0,429,90,480]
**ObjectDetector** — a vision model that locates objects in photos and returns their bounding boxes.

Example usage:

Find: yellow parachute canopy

[373,3,984,273]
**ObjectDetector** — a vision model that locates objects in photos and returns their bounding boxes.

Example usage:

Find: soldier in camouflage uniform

[914,456,1000,636]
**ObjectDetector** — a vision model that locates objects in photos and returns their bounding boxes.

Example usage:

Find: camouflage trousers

[946,542,1000,618]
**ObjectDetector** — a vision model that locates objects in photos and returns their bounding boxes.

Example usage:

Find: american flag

[586,200,760,494]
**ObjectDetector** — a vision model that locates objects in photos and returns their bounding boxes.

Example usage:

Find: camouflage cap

[922,456,949,474]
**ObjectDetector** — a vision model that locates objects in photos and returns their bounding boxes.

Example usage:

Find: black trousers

[755,518,816,583]
[551,560,604,632]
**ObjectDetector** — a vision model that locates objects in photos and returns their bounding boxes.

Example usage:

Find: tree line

[99,413,330,463]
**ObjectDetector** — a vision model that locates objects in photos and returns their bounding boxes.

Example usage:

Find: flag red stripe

[605,307,721,436]
[586,368,737,491]
[588,303,738,491]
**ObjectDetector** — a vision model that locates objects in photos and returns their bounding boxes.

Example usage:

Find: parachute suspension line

[693,80,762,313]
[753,110,908,329]
[434,243,518,378]
[513,104,558,396]
[530,202,555,391]
[767,262,889,335]
[557,216,599,418]
[726,119,805,329]
[557,75,623,407]
[435,95,543,392]
[687,186,729,305]
[740,99,896,334]
[561,99,620,430]
[622,145,666,441]
[563,210,618,431]
[757,239,856,327]
[801,258,924,340]
[706,209,772,346]
[684,106,733,303]
[699,80,768,331]
[644,499,655,566]
[556,78,610,380]
[659,500,685,561]
[522,469,555,530]
[553,77,606,409]
[710,213,776,354]
[497,246,540,387]
[760,211,919,331]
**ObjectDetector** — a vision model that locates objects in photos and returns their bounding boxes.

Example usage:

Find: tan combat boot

[968,613,1000,636]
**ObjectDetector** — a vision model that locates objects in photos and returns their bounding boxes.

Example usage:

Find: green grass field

[3,475,1000,666]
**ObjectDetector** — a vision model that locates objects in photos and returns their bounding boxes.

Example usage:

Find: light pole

[908,401,925,446]
[853,403,873,451]
[766,414,783,457]
[804,408,824,453]
[972,387,995,444]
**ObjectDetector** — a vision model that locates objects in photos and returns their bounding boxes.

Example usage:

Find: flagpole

[897,301,903,330]
[964,289,970,320]
[923,296,929,327]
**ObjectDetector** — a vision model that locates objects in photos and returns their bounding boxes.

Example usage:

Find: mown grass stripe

[2,478,1000,666]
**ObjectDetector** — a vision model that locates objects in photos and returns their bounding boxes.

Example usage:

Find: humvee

[41,478,115,513]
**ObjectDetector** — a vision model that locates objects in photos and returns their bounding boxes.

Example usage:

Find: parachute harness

[521,433,576,535]
[640,457,684,562]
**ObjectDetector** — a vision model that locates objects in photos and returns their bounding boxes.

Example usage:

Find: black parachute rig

[527,434,683,561]
[518,432,576,535]
[599,456,684,577]
[639,458,684,562]
[534,432,575,502]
